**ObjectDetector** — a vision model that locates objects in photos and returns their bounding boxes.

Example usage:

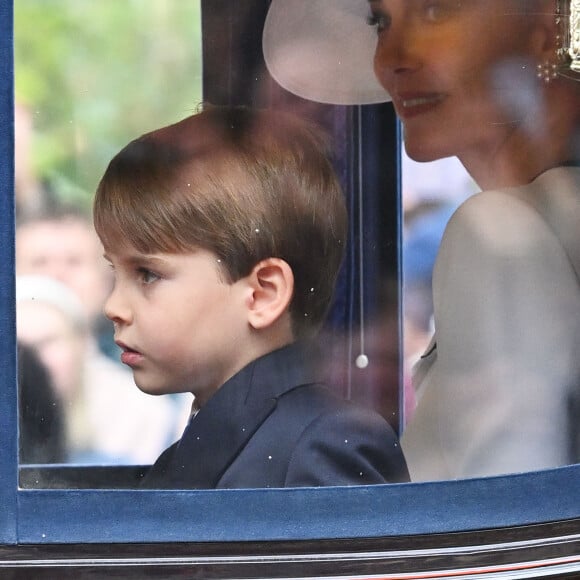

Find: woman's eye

[137,268,159,285]
[367,11,391,34]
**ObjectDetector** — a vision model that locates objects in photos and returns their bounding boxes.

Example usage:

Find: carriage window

[13,0,580,496]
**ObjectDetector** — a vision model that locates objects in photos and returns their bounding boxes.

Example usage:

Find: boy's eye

[137,268,160,285]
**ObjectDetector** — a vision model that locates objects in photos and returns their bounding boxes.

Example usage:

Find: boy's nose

[103,285,132,325]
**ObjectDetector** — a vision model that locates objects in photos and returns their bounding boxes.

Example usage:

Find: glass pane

[15,0,580,495]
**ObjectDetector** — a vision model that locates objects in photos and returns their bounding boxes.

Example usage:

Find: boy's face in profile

[103,244,252,406]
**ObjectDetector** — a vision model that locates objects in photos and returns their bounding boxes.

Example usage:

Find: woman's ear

[245,258,294,331]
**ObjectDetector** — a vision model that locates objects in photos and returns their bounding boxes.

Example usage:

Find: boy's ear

[245,258,294,331]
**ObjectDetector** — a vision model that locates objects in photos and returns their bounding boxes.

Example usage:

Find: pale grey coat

[402,167,580,481]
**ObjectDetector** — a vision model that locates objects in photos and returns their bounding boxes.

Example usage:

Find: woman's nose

[373,22,421,82]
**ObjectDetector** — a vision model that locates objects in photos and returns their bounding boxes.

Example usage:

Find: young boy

[93,105,409,488]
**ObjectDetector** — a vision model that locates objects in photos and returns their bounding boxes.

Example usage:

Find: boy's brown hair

[93,105,347,339]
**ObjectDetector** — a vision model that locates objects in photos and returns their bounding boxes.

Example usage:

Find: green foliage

[15,0,203,202]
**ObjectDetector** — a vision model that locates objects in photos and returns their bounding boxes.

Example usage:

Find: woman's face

[371,0,546,163]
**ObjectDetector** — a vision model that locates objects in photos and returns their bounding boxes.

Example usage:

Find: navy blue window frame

[2,0,580,546]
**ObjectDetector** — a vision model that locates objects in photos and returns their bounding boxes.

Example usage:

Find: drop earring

[537,60,559,83]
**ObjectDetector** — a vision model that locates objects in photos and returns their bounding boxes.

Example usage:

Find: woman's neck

[461,136,559,190]
[460,84,580,191]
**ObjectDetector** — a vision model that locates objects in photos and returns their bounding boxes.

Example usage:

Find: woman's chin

[403,142,445,163]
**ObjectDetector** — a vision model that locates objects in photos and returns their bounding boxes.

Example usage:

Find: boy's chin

[134,380,171,397]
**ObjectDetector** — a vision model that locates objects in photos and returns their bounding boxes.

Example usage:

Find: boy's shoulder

[239,341,402,450]
[223,381,409,487]
[274,380,391,434]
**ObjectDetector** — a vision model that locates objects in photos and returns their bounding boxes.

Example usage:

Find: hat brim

[263,0,391,105]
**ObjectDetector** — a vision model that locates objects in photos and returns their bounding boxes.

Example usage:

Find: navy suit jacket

[142,342,409,489]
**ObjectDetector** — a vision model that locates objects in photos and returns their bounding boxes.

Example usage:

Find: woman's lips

[396,93,446,119]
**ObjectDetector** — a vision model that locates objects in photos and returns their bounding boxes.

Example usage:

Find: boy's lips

[116,340,144,368]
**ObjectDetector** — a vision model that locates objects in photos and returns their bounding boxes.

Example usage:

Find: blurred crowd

[15,101,190,465]
[401,152,476,418]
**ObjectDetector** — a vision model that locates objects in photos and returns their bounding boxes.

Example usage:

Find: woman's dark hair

[18,342,67,464]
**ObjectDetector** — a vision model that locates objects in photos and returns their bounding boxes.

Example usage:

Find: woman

[263,0,580,480]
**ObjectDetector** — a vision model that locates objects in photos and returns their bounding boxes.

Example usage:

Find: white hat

[16,275,88,332]
[263,0,390,105]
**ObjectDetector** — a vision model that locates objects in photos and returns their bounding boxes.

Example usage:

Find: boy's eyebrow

[102,252,169,266]
[131,255,169,266]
